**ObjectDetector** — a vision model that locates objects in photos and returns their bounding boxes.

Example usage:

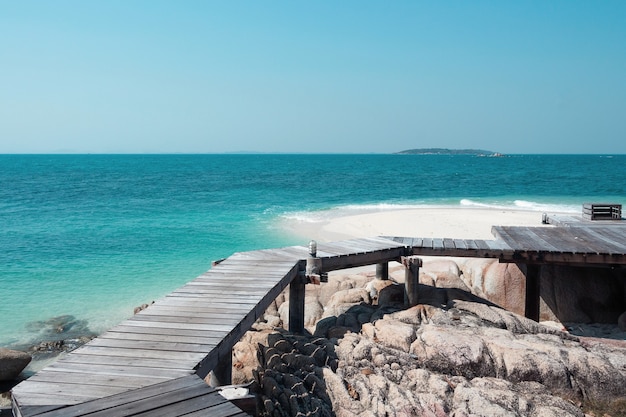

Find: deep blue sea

[1,154,624,348]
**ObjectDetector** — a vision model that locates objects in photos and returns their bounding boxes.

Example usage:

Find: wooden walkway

[11,224,626,416]
[11,237,406,417]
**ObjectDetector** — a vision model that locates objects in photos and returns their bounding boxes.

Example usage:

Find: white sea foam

[460,199,578,213]
[282,199,579,224]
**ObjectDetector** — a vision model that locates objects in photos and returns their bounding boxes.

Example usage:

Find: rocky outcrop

[0,349,31,381]
[243,263,626,417]
[453,259,626,325]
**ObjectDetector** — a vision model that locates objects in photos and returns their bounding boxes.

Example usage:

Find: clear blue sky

[1,1,625,154]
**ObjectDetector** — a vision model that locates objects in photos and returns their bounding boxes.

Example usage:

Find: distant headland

[395,148,503,156]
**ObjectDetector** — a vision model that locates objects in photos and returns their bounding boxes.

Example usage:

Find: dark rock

[0,349,31,381]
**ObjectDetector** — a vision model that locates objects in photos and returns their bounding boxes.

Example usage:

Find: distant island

[396,148,502,156]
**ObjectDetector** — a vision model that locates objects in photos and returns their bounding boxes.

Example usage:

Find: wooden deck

[544,213,626,228]
[11,224,626,416]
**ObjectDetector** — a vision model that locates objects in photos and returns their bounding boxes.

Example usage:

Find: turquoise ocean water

[1,154,624,348]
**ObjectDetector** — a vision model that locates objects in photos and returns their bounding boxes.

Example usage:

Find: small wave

[461,199,577,213]
[513,200,578,213]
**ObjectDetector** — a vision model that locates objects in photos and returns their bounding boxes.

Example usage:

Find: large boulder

[457,258,526,316]
[457,260,626,324]
[540,265,626,323]
[0,348,31,381]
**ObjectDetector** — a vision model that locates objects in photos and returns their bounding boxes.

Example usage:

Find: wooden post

[524,264,541,322]
[209,350,232,387]
[306,240,323,284]
[376,263,389,280]
[402,256,422,307]
[289,276,306,334]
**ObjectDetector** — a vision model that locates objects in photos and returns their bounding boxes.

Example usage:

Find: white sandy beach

[286,207,557,243]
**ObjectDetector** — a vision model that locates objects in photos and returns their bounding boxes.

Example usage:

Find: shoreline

[281,206,561,243]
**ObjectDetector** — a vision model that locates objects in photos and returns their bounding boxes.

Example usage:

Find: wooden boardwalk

[11,237,407,417]
[11,224,626,416]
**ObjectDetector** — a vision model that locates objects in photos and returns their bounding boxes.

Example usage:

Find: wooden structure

[583,203,622,220]
[11,222,626,416]
[11,237,407,417]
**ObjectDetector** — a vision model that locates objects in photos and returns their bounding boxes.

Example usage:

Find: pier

[11,219,626,416]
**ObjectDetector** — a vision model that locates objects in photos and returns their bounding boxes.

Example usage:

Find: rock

[364,279,395,303]
[231,330,277,384]
[376,283,404,307]
[368,319,416,352]
[422,259,462,276]
[314,316,338,338]
[327,288,370,308]
[429,270,472,292]
[25,315,95,342]
[618,311,626,331]
[245,265,626,416]
[133,301,154,314]
[0,349,32,381]
[451,378,584,417]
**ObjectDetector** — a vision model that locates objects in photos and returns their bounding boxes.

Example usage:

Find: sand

[286,207,555,243]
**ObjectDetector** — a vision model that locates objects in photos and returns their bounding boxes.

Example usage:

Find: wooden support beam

[376,262,389,280]
[209,350,232,387]
[289,276,306,334]
[524,264,541,322]
[402,256,422,307]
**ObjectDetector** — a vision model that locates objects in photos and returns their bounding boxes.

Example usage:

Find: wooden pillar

[402,256,422,307]
[289,275,306,334]
[376,262,389,280]
[524,264,541,322]
[210,350,232,387]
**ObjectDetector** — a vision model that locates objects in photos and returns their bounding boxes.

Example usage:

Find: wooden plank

[130,391,229,417]
[132,309,252,322]
[98,331,222,346]
[108,324,232,339]
[432,238,445,250]
[13,392,97,408]
[443,238,455,250]
[422,238,433,249]
[70,345,208,362]
[45,362,195,379]
[11,381,126,398]
[453,239,467,250]
[172,285,271,294]
[121,319,233,333]
[55,353,191,370]
[576,227,626,253]
[130,314,243,326]
[87,338,217,353]
[85,386,218,417]
[26,371,159,389]
[166,290,267,304]
[153,298,257,311]
[319,247,408,272]
[32,375,212,417]
[160,295,265,307]
[498,227,560,252]
[474,240,491,250]
[465,239,479,250]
